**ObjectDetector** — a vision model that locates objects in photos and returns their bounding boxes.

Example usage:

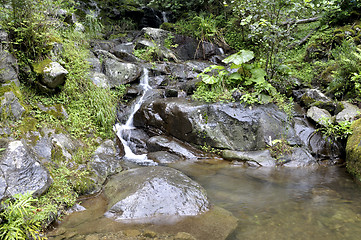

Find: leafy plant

[0,192,46,240]
[316,117,353,143]
[194,49,277,104]
[269,138,293,163]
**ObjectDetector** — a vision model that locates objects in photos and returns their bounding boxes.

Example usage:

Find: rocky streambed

[2,13,361,239]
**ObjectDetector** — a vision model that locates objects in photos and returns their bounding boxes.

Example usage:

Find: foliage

[0,192,46,240]
[323,0,361,25]
[222,0,334,77]
[194,49,277,104]
[328,40,361,100]
[317,117,353,143]
[174,13,225,46]
[269,138,293,163]
[0,0,74,71]
[146,0,223,14]
[133,45,158,62]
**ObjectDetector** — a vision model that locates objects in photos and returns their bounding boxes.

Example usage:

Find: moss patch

[33,59,52,74]
[346,118,361,181]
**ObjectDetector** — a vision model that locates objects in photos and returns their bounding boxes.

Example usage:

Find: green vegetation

[317,117,353,143]
[0,192,45,240]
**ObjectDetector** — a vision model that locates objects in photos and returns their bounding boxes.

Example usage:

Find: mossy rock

[18,117,38,134]
[300,95,316,108]
[160,22,176,31]
[320,64,337,85]
[311,101,337,114]
[32,59,52,74]
[346,119,361,181]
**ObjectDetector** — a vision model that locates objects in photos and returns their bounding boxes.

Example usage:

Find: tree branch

[281,16,321,26]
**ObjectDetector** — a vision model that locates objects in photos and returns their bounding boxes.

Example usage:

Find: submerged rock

[104,166,209,221]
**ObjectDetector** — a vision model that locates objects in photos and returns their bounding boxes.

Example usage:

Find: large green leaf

[201,75,219,84]
[222,50,254,65]
[250,68,267,82]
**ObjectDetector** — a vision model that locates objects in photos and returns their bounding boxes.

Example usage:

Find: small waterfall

[114,68,156,165]
[218,47,224,55]
[162,12,168,23]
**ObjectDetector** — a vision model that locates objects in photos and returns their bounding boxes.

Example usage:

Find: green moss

[32,59,52,74]
[346,119,361,181]
[18,117,38,133]
[311,101,336,114]
[300,95,315,107]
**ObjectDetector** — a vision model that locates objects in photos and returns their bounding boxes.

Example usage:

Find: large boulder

[0,140,52,200]
[134,98,301,151]
[346,119,361,181]
[104,166,209,221]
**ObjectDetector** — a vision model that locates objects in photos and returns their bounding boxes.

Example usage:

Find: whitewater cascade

[114,68,156,165]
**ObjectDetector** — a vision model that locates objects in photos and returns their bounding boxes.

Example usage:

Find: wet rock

[135,98,301,151]
[41,61,68,89]
[147,135,205,160]
[103,58,142,86]
[120,128,149,154]
[336,101,361,123]
[90,140,122,187]
[104,166,209,221]
[306,106,332,127]
[222,150,275,167]
[0,51,19,85]
[294,117,342,159]
[0,91,25,121]
[147,151,182,164]
[0,140,52,200]
[281,147,317,167]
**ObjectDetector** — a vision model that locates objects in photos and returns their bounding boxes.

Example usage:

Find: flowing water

[48,161,361,240]
[113,68,156,165]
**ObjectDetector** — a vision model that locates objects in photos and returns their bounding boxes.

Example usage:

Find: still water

[48,161,361,240]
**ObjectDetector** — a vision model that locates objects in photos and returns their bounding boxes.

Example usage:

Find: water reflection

[48,162,361,240]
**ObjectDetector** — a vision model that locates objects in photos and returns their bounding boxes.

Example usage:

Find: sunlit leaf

[222,50,254,65]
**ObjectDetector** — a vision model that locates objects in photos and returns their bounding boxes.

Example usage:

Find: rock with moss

[0,140,52,201]
[294,89,332,109]
[34,60,68,89]
[346,119,361,181]
[0,91,25,121]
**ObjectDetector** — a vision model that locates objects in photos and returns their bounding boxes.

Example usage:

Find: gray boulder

[336,101,361,123]
[104,166,209,221]
[147,135,207,160]
[134,98,301,151]
[0,29,19,85]
[0,91,25,120]
[103,58,142,87]
[0,140,52,200]
[89,71,110,88]
[42,61,68,89]
[307,106,332,127]
[90,140,122,187]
